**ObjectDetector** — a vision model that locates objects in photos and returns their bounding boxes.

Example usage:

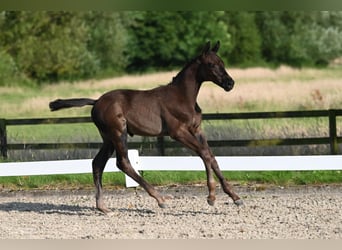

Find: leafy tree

[127,11,232,71]
[0,12,35,86]
[1,11,342,86]
[0,50,34,87]
[0,11,98,82]
[85,11,132,76]
[289,12,342,66]
[255,12,290,64]
[255,11,342,66]
[223,12,262,66]
[0,11,133,83]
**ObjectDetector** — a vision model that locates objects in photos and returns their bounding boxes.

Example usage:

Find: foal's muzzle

[222,77,235,92]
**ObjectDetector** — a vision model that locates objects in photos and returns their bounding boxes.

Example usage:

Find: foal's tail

[49,98,97,111]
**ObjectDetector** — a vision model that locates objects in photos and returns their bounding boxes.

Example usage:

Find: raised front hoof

[234,199,244,206]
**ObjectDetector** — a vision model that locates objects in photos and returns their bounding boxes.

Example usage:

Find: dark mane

[168,56,200,85]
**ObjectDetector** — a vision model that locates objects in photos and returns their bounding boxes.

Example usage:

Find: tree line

[1,11,342,86]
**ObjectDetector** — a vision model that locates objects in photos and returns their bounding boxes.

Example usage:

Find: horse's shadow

[0,201,231,217]
[0,201,95,216]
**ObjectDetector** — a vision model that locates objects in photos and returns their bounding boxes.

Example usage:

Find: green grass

[143,170,342,186]
[7,123,99,143]
[148,170,342,186]
[225,170,342,186]
[1,170,341,191]
[0,172,125,190]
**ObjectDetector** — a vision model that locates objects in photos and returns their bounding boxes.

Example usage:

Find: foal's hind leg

[92,141,114,213]
[112,128,167,208]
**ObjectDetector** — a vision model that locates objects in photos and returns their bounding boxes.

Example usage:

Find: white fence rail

[1,150,342,187]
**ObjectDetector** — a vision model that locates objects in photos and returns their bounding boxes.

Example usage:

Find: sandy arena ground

[0,184,341,239]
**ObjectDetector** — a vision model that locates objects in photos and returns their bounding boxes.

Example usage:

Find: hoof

[158,203,167,209]
[207,199,215,206]
[97,207,113,214]
[234,199,244,206]
[104,211,115,217]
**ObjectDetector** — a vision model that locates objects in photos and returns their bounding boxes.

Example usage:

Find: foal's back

[91,84,180,137]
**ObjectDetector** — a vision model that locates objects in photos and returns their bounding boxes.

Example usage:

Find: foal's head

[197,41,234,92]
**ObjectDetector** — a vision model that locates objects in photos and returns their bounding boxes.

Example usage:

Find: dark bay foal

[49,41,243,214]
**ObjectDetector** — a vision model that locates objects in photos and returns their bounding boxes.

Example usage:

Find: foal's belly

[126,112,164,136]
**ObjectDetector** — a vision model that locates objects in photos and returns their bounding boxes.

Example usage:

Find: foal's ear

[212,41,220,53]
[202,41,211,55]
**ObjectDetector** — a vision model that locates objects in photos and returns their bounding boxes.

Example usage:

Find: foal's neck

[171,61,202,106]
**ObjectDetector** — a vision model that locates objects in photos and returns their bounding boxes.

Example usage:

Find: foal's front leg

[196,130,243,206]
[171,127,219,205]
[194,132,218,206]
[173,127,243,206]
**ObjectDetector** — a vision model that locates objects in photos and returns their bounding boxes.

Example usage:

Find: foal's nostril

[223,77,234,91]
[229,78,235,86]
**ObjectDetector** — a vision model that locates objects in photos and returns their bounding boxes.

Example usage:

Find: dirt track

[0,184,341,239]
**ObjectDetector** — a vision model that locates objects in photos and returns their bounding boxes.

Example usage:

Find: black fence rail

[1,109,342,159]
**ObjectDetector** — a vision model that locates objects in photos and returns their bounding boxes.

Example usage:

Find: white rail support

[1,150,341,188]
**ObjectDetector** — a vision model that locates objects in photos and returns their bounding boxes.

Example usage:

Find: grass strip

[0,170,341,191]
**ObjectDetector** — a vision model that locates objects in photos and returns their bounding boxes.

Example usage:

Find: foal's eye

[208,63,214,68]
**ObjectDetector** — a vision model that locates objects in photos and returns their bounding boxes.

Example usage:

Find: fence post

[0,119,7,159]
[328,109,338,155]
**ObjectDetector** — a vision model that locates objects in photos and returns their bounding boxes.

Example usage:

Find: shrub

[224,12,263,66]
[0,50,33,86]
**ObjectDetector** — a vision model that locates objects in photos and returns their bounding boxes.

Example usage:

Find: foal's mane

[168,56,201,85]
